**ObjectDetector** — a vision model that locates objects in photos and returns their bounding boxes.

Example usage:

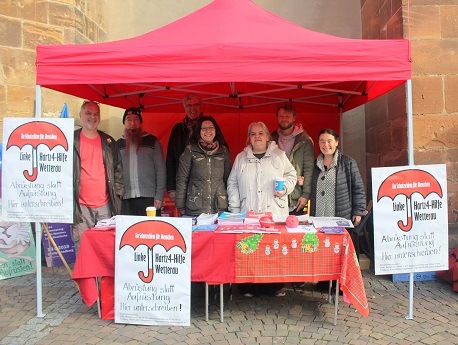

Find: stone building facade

[1,0,457,222]
[362,0,458,222]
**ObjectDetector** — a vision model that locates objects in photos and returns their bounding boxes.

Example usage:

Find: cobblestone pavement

[1,265,457,345]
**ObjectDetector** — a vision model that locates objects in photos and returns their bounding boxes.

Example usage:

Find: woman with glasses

[175,116,231,216]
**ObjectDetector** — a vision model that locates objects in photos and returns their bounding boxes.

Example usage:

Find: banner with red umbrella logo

[372,165,448,275]
[115,216,192,326]
[2,118,74,223]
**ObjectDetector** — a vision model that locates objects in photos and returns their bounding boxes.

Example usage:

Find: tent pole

[35,85,45,318]
[406,79,414,320]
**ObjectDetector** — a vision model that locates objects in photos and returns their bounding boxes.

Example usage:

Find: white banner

[2,118,74,223]
[372,164,448,275]
[115,216,192,326]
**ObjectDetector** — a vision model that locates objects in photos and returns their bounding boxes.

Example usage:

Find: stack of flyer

[217,212,246,225]
[192,213,219,231]
[244,211,273,225]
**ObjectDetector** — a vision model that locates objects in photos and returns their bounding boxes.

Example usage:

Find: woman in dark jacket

[311,128,366,292]
[175,116,231,216]
[310,128,366,222]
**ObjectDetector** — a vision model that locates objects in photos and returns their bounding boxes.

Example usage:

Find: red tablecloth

[72,228,369,318]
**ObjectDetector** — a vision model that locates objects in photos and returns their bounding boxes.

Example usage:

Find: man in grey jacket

[117,107,166,216]
[271,103,315,215]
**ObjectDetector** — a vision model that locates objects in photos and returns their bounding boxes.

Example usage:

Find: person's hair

[276,103,297,117]
[182,94,203,106]
[246,121,272,145]
[80,100,100,113]
[190,116,228,148]
[318,128,340,142]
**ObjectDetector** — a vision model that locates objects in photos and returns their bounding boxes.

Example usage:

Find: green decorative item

[237,234,263,254]
[301,233,319,253]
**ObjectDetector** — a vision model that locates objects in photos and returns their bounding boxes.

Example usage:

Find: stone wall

[361,0,458,223]
[0,0,108,140]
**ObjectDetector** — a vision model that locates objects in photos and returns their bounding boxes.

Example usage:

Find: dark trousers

[121,197,161,216]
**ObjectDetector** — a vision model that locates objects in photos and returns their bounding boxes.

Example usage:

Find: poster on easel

[2,118,74,223]
[114,216,192,326]
[0,219,36,280]
[372,164,448,275]
[42,223,76,267]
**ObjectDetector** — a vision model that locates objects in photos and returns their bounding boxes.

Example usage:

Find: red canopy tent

[36,0,411,115]
[33,0,412,318]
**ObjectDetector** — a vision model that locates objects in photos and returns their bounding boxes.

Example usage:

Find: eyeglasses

[185,103,202,108]
[82,100,100,106]
[201,126,215,131]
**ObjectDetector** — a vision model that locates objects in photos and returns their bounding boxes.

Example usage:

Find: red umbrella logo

[119,220,187,283]
[377,169,442,232]
[6,121,68,182]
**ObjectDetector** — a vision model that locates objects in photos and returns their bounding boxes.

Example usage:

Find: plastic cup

[275,177,285,191]
[146,206,156,216]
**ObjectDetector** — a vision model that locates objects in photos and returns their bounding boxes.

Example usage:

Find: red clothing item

[79,132,109,208]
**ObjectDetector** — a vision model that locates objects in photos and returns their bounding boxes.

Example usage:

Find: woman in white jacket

[227,121,297,297]
[227,121,297,217]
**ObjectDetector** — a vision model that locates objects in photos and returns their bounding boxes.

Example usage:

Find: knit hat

[123,107,142,124]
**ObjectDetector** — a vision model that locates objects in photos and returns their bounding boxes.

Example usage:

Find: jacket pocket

[186,185,202,213]
[216,185,228,211]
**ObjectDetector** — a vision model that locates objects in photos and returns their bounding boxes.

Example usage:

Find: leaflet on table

[196,213,218,225]
[217,212,246,225]
[95,216,117,227]
[192,224,218,231]
[319,227,345,234]
[244,211,273,225]
[216,224,281,233]
[273,214,311,224]
[286,224,317,233]
[309,216,354,228]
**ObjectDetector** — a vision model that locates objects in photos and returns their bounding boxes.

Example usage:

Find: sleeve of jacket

[166,125,178,193]
[227,153,241,213]
[175,147,192,213]
[301,138,315,200]
[349,157,366,216]
[153,139,167,202]
[223,148,231,186]
[112,140,124,198]
[280,151,297,195]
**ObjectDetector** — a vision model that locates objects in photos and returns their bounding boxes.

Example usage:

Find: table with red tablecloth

[72,227,369,320]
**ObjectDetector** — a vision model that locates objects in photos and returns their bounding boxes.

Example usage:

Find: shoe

[243,292,254,297]
[275,289,286,297]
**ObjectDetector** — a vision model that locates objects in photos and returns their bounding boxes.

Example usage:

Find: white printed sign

[372,164,448,275]
[2,118,74,223]
[115,216,192,326]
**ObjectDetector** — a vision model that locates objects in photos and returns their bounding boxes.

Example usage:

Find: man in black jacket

[165,94,204,203]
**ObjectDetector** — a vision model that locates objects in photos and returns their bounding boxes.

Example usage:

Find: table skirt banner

[72,229,116,306]
[101,277,115,320]
[235,231,369,317]
[190,232,236,284]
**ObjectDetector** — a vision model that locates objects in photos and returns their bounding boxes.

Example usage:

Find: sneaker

[275,289,286,297]
[243,292,254,297]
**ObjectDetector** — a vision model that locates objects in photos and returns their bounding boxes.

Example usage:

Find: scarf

[198,139,219,155]
[183,114,203,137]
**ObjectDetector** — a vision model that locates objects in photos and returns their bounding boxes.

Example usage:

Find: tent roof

[36,0,411,113]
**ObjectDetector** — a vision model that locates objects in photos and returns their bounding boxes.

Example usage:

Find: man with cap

[271,103,315,215]
[117,107,166,216]
[166,94,204,204]
[73,100,124,251]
